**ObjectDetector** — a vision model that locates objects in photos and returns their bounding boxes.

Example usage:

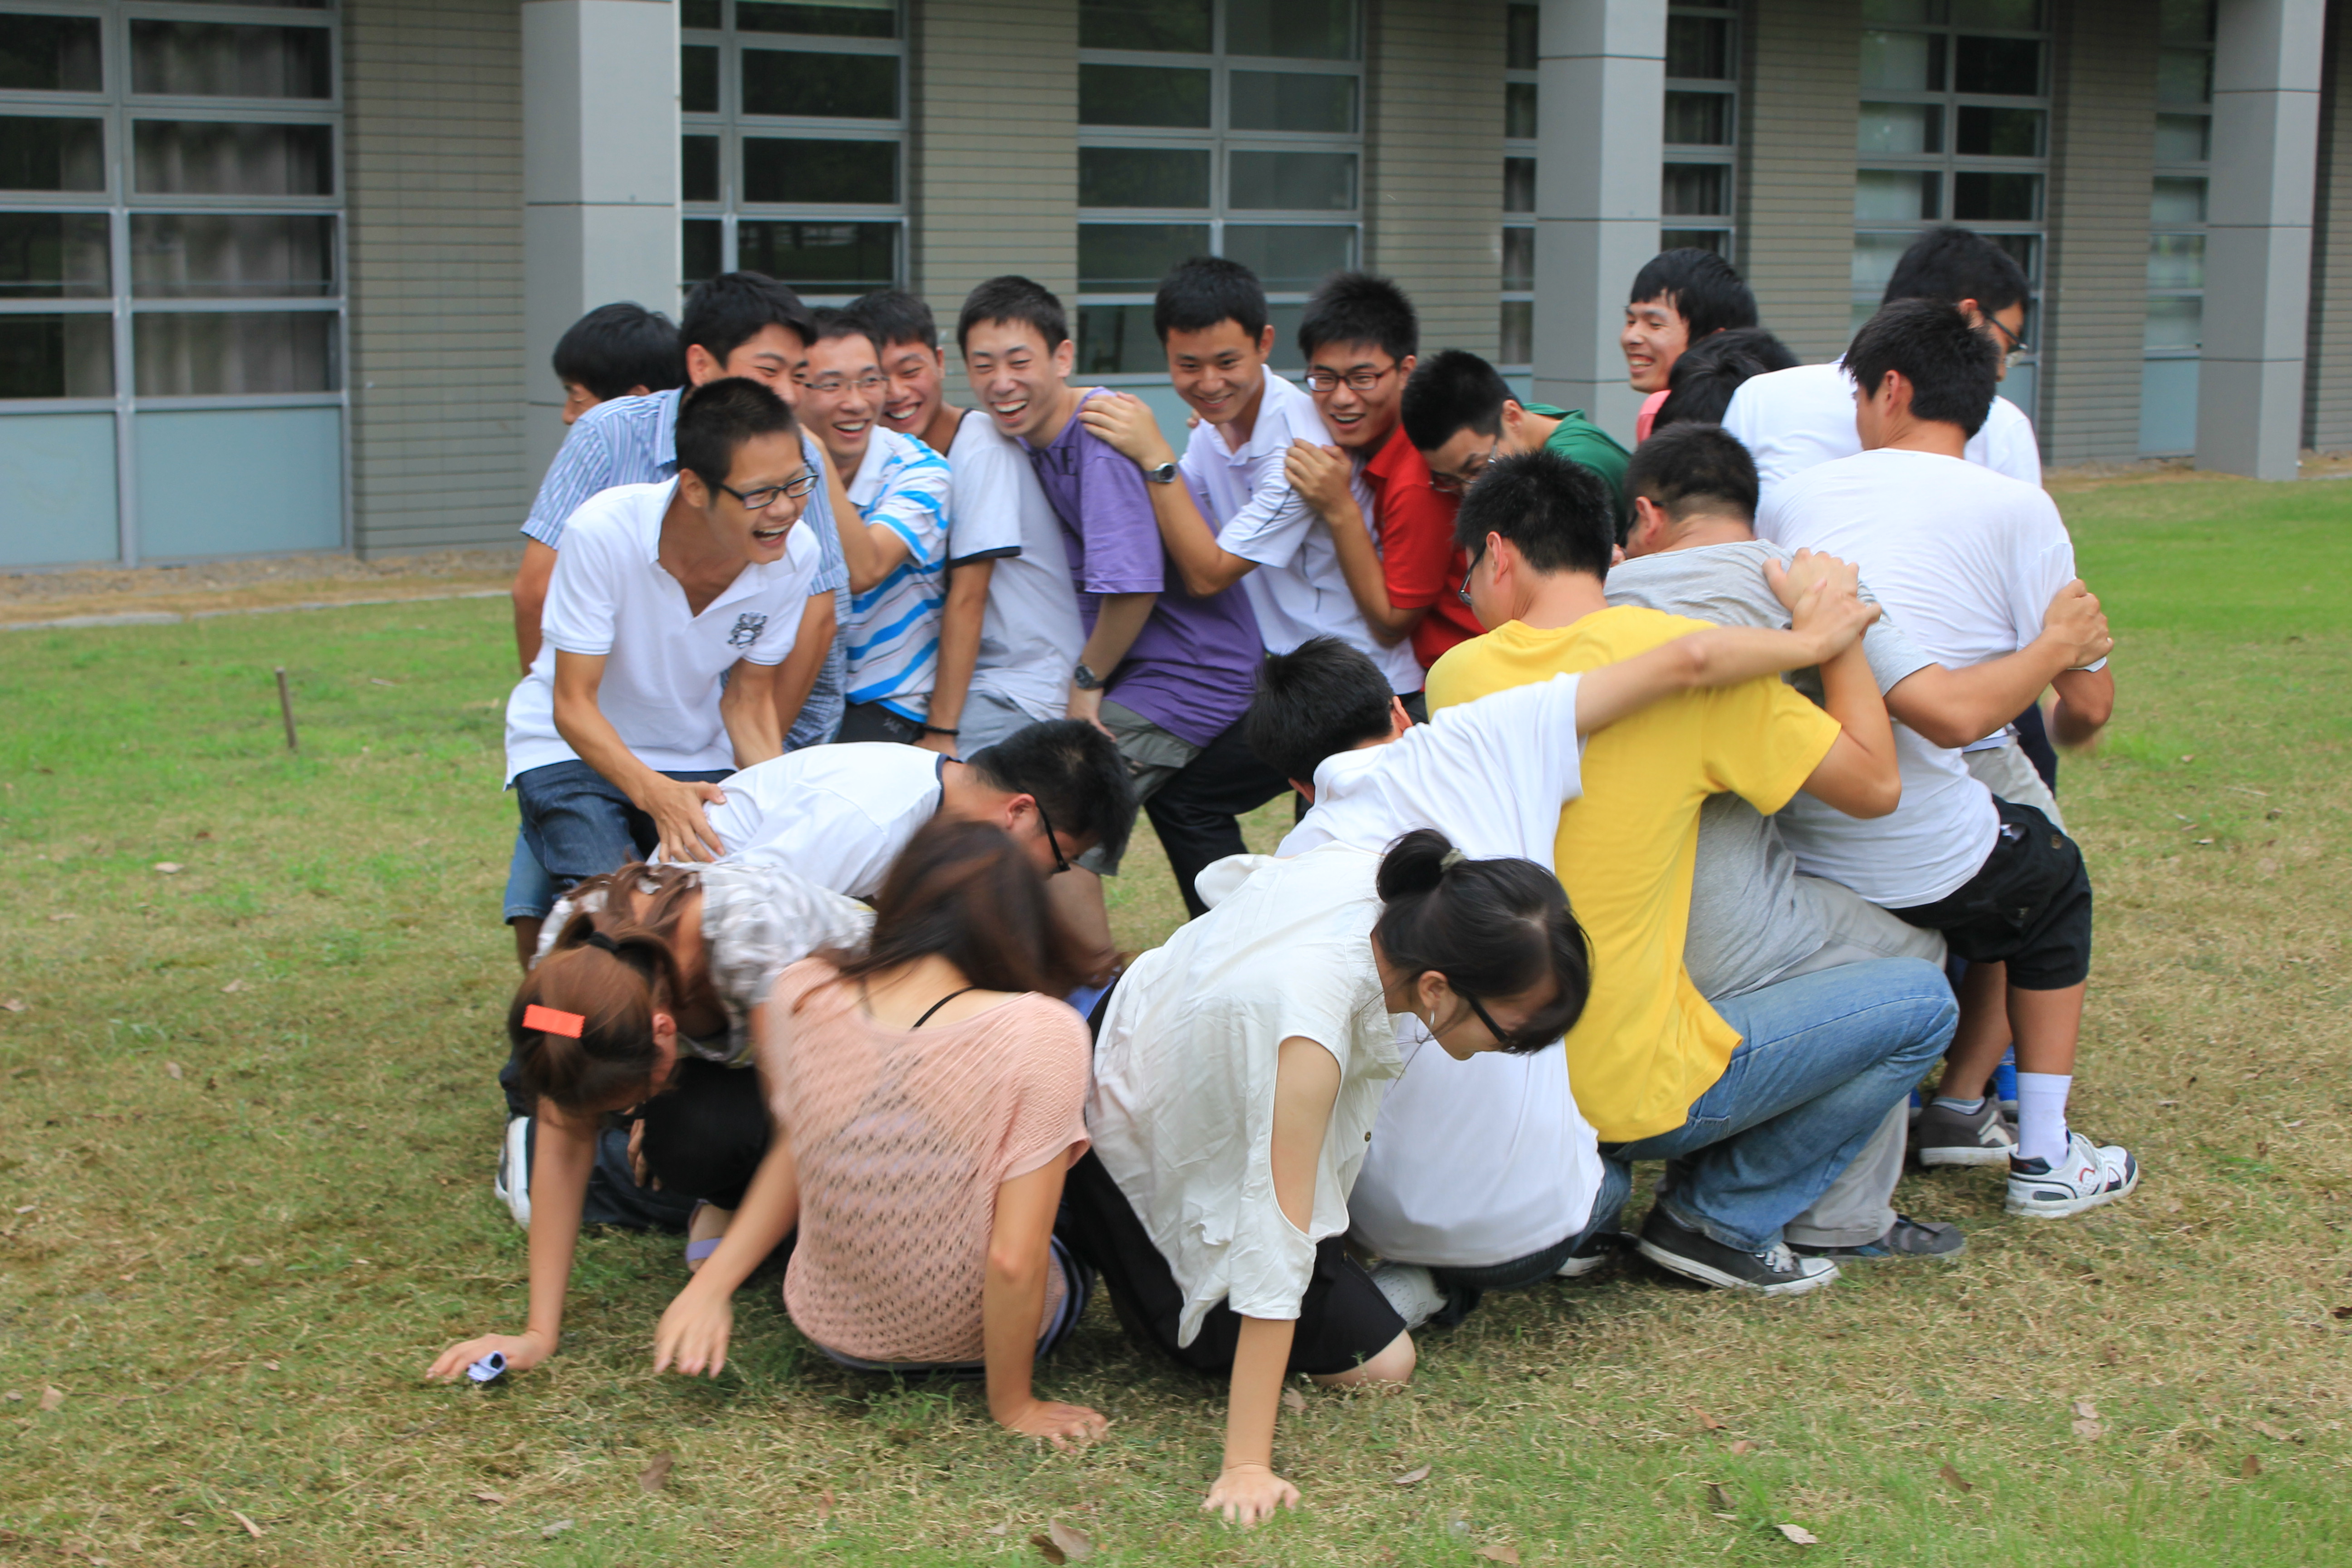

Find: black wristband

[920,724,959,737]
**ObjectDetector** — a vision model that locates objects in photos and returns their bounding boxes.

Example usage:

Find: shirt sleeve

[1075,431,1166,595]
[999,1000,1093,1181]
[538,518,621,656]
[521,420,620,546]
[1210,413,1315,569]
[862,445,952,570]
[1700,675,1843,817]
[1548,420,1632,522]
[2011,498,2107,671]
[801,433,851,597]
[1984,397,2045,487]
[944,416,1025,565]
[1375,479,1463,610]
[1853,576,1938,693]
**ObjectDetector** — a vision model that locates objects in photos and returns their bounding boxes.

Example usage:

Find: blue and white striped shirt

[841,426,953,719]
[522,387,849,748]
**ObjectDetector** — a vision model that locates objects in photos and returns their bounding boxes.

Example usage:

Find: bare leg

[511,916,543,975]
[1933,959,2011,1100]
[1308,1331,1415,1388]
[2007,980,2085,1075]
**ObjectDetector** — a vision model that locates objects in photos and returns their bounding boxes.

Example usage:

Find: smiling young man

[1400,349,1632,532]
[550,302,681,428]
[1621,248,1758,443]
[795,309,953,745]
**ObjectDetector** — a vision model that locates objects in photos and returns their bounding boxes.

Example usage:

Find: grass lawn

[2,475,2347,1566]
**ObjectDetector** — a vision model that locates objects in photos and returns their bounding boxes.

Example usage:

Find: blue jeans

[1428,1155,1632,1299]
[511,759,732,890]
[1608,958,1956,1254]
[502,826,561,923]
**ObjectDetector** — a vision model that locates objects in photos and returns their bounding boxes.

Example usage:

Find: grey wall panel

[1367,0,1506,361]
[2305,0,2352,449]
[1738,0,1860,365]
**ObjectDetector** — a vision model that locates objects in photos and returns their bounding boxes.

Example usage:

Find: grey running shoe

[1636,1210,1839,1296]
[2007,1132,2138,1219]
[494,1115,531,1227]
[1912,1097,2018,1167]
[1789,1214,1965,1262]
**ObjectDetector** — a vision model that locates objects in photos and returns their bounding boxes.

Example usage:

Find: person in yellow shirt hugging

[1426,449,1956,1295]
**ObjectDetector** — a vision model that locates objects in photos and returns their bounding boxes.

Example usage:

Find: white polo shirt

[1725,359,2043,519]
[701,742,946,898]
[949,409,1085,725]
[504,479,820,784]
[1178,365,1425,694]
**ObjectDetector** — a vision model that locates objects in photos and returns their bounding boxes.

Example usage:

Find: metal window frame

[1663,0,1738,259]
[1500,0,1536,370]
[2146,13,2213,363]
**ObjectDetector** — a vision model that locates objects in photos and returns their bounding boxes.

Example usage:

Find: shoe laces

[1757,1242,1801,1275]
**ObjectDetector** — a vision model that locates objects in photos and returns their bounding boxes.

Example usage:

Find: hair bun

[1376,828,1457,901]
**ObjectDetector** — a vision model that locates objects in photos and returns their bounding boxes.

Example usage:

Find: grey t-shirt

[1603,538,1935,1000]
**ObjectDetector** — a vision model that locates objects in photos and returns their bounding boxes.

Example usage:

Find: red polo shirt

[1363,421,1480,670]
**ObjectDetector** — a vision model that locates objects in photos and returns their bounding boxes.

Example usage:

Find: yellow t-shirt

[1426,608,1842,1142]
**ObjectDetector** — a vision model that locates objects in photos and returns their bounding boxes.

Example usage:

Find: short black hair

[1401,348,1513,452]
[1625,423,1759,526]
[1882,225,2030,314]
[1245,637,1395,785]
[1154,255,1267,344]
[956,274,1070,356]
[850,288,939,352]
[552,303,684,401]
[680,272,815,367]
[1846,298,1999,436]
[1627,248,1759,339]
[965,719,1137,869]
[673,377,801,495]
[1454,447,1615,579]
[1374,829,1592,1055]
[1298,271,1418,365]
[806,305,879,353]
[1651,327,1799,431]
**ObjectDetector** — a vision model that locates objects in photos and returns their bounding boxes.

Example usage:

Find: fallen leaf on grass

[471,1490,508,1506]
[1695,1408,1726,1431]
[1939,1462,1972,1493]
[1031,1533,1067,1564]
[2071,1400,2099,1421]
[2242,1455,2261,1479]
[261,1361,279,1371]
[815,1487,835,1523]
[1045,1520,1094,1561]
[1728,1441,1756,1455]
[2250,1420,2298,1443]
[2072,1419,2102,1440]
[1704,1482,1732,1513]
[2,1392,18,1402]
[1776,1523,1819,1545]
[165,1061,183,1080]
[47,913,75,922]
[2333,1306,2352,1320]
[230,1511,264,1539]
[154,862,182,874]
[220,980,245,994]
[1281,1387,1306,1415]
[540,1519,573,1539]
[1475,1547,1520,1564]
[39,1386,64,1411]
[2,999,25,1013]
[1391,1464,1432,1486]
[638,1453,675,1493]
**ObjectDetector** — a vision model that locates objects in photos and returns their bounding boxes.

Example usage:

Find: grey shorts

[954,686,1055,756]
[1074,700,1201,876]
[1965,737,2063,833]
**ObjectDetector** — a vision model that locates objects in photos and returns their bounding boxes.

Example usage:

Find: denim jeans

[1423,1154,1632,1325]
[511,758,732,890]
[1607,958,1956,1254]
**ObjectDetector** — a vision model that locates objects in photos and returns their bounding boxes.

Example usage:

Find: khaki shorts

[1074,700,1203,876]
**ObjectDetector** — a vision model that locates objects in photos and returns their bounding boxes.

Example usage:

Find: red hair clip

[523,1003,585,1038]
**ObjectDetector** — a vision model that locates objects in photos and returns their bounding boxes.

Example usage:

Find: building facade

[0,0,2338,567]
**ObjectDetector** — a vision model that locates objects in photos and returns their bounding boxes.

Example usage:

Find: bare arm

[426,1101,596,1380]
[718,658,784,770]
[1285,440,1420,647]
[512,540,559,674]
[833,500,915,593]
[983,1154,1108,1445]
[2049,665,2113,747]
[1885,579,2113,749]
[923,559,994,754]
[551,650,726,862]
[1067,591,1156,733]
[1798,634,1902,819]
[1080,394,1255,597]
[769,591,835,744]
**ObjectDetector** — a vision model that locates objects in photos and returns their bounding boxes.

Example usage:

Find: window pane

[1229,70,1354,133]
[742,49,897,118]
[1665,15,1730,79]
[130,214,334,297]
[1078,0,1210,54]
[0,115,104,190]
[736,218,897,291]
[0,312,110,396]
[1851,231,1914,296]
[1501,225,1532,290]
[2157,49,2211,107]
[1503,155,1534,214]
[154,0,327,9]
[1858,101,1941,153]
[1856,168,1938,220]
[134,310,336,394]
[682,0,721,28]
[134,121,332,195]
[1075,302,1163,374]
[0,15,103,92]
[1078,63,1209,127]
[1222,223,1352,291]
[1078,221,1208,289]
[1506,3,1539,71]
[682,45,718,113]
[1226,0,1357,62]
[1665,91,1730,146]
[1499,299,1531,366]
[129,22,331,99]
[684,217,723,283]
[1953,35,2039,94]
[1662,162,1729,216]
[2151,176,2206,224]
[1230,149,1353,210]
[1661,227,1731,256]
[2148,232,2203,289]
[1860,30,1941,92]
[1951,0,2039,24]
[0,212,108,296]
[2158,0,2213,45]
[1079,145,1210,207]
[683,134,720,201]
[743,137,895,203]
[2154,113,2209,162]
[737,0,899,40]
[2144,294,2200,351]
[1952,170,2038,220]
[1504,80,1537,140]
[1955,104,2042,156]
[1861,0,1943,20]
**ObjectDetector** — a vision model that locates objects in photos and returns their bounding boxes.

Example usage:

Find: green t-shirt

[1525,403,1632,528]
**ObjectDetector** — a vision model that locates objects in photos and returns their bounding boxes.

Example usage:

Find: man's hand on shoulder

[1282,440,1355,521]
[1077,392,1177,471]
[639,776,728,863]
[1764,547,1857,617]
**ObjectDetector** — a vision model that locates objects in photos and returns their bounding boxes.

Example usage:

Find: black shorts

[1054,1152,1406,1379]
[1890,796,2092,990]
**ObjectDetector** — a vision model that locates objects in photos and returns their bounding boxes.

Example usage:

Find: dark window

[742,136,896,204]
[1506,3,1539,71]
[1078,63,1210,127]
[1225,0,1356,61]
[1955,104,2042,156]
[683,218,722,283]
[681,45,719,113]
[0,15,103,92]
[682,134,720,201]
[0,114,104,191]
[1078,0,1211,54]
[736,0,898,39]
[1952,171,2040,221]
[1503,156,1534,214]
[0,313,111,397]
[741,49,898,118]
[129,22,331,99]
[133,121,333,195]
[1666,15,1730,79]
[1662,162,1729,217]
[1953,35,2039,95]
[1078,146,1211,208]
[735,218,897,291]
[1505,80,1537,139]
[129,214,335,297]
[1078,221,1211,290]
[0,212,109,296]
[1665,91,1730,145]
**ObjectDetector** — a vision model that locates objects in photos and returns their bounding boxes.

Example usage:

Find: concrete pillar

[521,0,681,480]
[1736,0,1859,365]
[1532,0,1662,440]
[1365,0,1505,361]
[2301,0,2352,450]
[2040,0,2157,466]
[2197,0,2324,479]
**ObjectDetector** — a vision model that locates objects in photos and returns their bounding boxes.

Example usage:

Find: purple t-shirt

[1023,392,1263,746]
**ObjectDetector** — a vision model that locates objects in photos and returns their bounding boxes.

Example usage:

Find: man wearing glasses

[1399,349,1633,535]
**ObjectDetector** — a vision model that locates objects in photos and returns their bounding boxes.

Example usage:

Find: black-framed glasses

[798,372,887,396]
[1986,313,2029,362]
[1302,363,1399,394]
[1030,795,1073,875]
[1455,988,1549,1052]
[1455,544,1484,608]
[718,470,819,510]
[1429,436,1499,496]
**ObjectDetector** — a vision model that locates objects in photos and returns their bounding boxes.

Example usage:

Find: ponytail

[1373,829,1592,1054]
[508,869,692,1112]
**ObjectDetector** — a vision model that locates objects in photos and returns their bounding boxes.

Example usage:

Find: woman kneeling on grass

[427,859,871,1384]
[651,817,1109,1446]
[1055,828,1592,1526]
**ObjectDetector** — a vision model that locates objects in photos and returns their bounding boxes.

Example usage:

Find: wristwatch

[1072,662,1105,691]
[1143,461,1178,485]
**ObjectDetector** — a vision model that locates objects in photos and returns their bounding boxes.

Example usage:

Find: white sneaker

[2006,1130,2138,1219]
[1368,1261,1446,1331]
[493,1115,532,1228]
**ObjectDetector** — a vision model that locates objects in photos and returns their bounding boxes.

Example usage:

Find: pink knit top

[761,958,1092,1365]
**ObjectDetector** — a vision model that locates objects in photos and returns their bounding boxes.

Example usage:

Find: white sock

[2014,1072,2072,1165]
[1931,1094,1986,1114]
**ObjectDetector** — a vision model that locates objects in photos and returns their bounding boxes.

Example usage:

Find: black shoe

[1788,1214,1965,1262]
[1635,1209,1840,1296]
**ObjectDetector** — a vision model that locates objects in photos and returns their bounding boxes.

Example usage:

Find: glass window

[682,133,719,201]
[2143,0,2210,453]
[1080,64,1212,127]
[134,309,336,395]
[1225,0,1356,61]
[128,22,332,99]
[1665,91,1731,146]
[1500,1,1539,365]
[1080,146,1211,208]
[736,219,897,292]
[1665,14,1730,78]
[1228,149,1353,210]
[737,0,897,38]
[0,212,109,296]
[0,114,105,190]
[741,48,897,118]
[130,214,335,297]
[133,121,334,195]
[681,44,718,113]
[1504,80,1536,140]
[1859,102,1941,153]
[1662,163,1730,217]
[1228,70,1353,133]
[1662,5,1738,262]
[0,15,103,92]
[1080,0,1212,54]
[741,137,895,204]
[1503,155,1534,214]
[0,313,111,397]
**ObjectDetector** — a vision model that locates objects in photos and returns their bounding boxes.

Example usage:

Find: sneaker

[1911,1097,2019,1168]
[1556,1207,1624,1279]
[2006,1131,2138,1219]
[1368,1261,1447,1331]
[494,1115,532,1228]
[1789,1214,1965,1262]
[1635,1210,1839,1297]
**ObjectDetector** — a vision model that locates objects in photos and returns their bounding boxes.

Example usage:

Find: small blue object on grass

[467,1352,507,1384]
[1994,1045,2019,1116]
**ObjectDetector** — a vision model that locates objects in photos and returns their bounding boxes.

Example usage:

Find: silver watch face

[1147,462,1177,483]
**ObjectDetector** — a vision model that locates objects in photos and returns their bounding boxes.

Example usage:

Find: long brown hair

[832,818,1091,998]
[506,864,700,1112]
